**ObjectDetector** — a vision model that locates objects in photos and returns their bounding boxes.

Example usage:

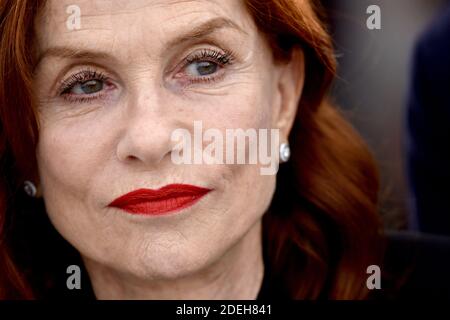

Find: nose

[115,86,177,168]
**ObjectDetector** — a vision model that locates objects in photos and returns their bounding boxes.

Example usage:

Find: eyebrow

[35,47,113,68]
[165,17,247,48]
[35,17,246,68]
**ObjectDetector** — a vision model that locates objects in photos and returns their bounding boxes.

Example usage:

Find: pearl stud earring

[279,143,291,163]
[23,180,37,197]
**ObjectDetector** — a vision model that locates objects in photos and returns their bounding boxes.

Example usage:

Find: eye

[67,79,104,95]
[177,48,234,84]
[185,61,219,77]
[58,69,114,103]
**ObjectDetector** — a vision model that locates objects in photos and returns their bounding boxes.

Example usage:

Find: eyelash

[180,48,234,84]
[57,48,235,103]
[58,69,110,103]
[185,49,233,69]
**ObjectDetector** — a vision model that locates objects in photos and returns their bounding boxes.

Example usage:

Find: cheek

[202,90,277,223]
[36,121,105,201]
[181,66,277,130]
[195,89,274,131]
[233,166,276,208]
[215,162,275,243]
[35,122,115,255]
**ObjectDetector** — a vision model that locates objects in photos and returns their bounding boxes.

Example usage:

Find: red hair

[0,0,383,299]
[245,0,383,299]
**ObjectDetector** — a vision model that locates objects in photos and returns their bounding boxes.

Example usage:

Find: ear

[272,48,305,140]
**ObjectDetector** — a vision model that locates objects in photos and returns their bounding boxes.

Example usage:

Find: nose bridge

[131,76,164,118]
[116,77,175,166]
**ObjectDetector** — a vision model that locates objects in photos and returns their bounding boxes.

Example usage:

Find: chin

[115,244,218,281]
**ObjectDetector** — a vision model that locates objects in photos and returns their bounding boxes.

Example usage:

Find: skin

[33,0,304,299]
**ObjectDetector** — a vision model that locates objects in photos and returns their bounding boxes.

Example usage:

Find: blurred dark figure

[406,4,450,236]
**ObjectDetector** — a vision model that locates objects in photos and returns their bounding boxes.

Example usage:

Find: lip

[107,184,212,216]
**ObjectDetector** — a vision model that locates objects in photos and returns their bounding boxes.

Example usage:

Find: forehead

[35,0,254,51]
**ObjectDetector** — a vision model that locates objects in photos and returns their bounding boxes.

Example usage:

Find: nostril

[126,155,139,161]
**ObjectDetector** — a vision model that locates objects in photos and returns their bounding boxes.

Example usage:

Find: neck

[83,220,264,299]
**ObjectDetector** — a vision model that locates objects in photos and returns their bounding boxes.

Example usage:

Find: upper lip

[107,183,212,215]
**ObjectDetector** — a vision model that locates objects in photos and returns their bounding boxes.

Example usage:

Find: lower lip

[121,194,207,216]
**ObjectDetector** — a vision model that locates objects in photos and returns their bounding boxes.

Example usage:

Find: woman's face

[34,0,303,280]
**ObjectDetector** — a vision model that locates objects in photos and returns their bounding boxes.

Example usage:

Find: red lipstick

[108,184,212,216]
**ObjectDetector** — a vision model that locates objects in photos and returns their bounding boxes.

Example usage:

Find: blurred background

[321,0,448,230]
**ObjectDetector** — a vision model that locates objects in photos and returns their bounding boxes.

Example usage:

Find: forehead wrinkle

[39,0,250,40]
[35,0,258,72]
[46,0,229,18]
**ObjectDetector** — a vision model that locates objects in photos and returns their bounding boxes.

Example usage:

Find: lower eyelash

[61,91,108,103]
[187,72,226,85]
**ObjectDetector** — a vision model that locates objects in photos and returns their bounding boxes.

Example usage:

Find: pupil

[81,80,103,94]
[196,62,217,76]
